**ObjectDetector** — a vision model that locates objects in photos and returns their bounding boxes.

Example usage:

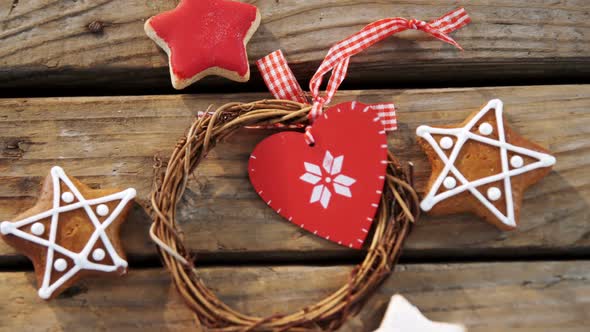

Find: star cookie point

[38,288,52,300]
[375,294,466,332]
[0,166,136,299]
[0,221,12,235]
[417,99,556,230]
[416,125,430,137]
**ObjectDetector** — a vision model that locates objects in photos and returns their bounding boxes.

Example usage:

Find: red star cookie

[416,99,556,230]
[144,0,261,89]
[0,167,136,299]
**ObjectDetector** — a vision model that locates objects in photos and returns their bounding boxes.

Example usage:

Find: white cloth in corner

[374,295,466,332]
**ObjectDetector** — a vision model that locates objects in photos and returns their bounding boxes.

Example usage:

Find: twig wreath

[149,99,420,331]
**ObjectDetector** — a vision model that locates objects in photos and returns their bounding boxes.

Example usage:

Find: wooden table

[1,1,589,331]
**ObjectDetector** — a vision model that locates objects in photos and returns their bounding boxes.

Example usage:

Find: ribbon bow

[257,7,470,143]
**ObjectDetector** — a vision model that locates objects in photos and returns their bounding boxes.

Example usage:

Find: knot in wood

[87,21,105,34]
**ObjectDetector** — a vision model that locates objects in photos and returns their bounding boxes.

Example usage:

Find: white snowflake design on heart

[300,151,356,209]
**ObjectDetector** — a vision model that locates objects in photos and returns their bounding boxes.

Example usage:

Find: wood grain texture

[0,261,588,331]
[0,85,588,262]
[0,0,589,90]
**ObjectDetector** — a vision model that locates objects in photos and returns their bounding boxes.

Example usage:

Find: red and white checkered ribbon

[257,8,470,143]
[256,50,308,104]
[258,50,398,142]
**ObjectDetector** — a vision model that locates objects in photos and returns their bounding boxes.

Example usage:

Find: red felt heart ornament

[248,102,388,249]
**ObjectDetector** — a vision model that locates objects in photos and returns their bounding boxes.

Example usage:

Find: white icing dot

[30,222,45,236]
[416,125,429,137]
[54,258,68,272]
[61,192,74,203]
[38,288,51,299]
[0,222,12,235]
[542,155,557,167]
[117,260,129,269]
[325,177,332,183]
[510,155,524,168]
[96,204,109,217]
[487,187,502,201]
[443,177,457,189]
[479,122,493,136]
[439,137,454,149]
[92,248,106,261]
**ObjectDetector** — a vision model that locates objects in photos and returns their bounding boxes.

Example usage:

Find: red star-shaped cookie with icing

[416,99,556,230]
[144,0,261,89]
[0,167,136,299]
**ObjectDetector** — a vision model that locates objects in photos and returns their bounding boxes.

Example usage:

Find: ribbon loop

[257,50,308,104]
[257,7,470,131]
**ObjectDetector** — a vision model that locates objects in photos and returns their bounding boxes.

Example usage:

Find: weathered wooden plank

[0,261,588,331]
[0,269,196,331]
[0,85,588,262]
[0,1,589,90]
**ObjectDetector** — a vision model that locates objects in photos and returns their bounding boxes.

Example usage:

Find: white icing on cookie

[478,122,493,135]
[0,166,136,299]
[439,137,454,149]
[0,222,10,235]
[416,99,556,227]
[96,204,109,217]
[510,155,524,168]
[54,258,67,272]
[487,187,502,201]
[61,192,74,203]
[31,222,45,236]
[443,177,457,189]
[92,248,106,261]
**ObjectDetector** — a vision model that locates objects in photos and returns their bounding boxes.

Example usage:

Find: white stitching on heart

[249,102,390,249]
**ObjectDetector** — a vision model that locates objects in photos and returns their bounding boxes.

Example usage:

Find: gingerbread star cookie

[144,0,261,89]
[416,99,556,230]
[0,166,136,299]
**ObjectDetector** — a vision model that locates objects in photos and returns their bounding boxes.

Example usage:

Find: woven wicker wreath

[149,99,420,331]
